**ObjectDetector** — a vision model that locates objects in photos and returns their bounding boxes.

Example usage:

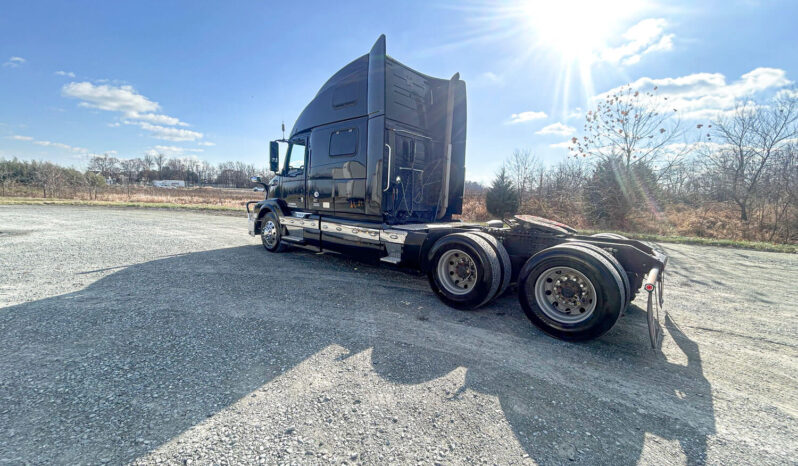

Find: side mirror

[250,175,268,196]
[269,141,280,173]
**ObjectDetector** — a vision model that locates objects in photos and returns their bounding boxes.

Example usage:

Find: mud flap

[645,268,665,349]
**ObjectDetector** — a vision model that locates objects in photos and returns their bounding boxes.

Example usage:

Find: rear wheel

[261,212,289,252]
[518,244,626,341]
[467,231,512,302]
[568,242,631,305]
[427,233,501,310]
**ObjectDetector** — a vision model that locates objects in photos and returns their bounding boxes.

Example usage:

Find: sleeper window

[330,129,358,157]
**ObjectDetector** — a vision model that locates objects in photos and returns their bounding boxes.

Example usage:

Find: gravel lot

[0,205,796,465]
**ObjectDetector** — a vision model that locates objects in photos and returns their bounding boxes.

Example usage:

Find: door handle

[383,143,391,192]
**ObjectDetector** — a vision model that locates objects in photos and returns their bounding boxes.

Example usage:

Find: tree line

[0,153,270,199]
[482,88,797,244]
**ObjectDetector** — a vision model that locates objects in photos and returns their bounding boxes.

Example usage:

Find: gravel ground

[0,205,795,465]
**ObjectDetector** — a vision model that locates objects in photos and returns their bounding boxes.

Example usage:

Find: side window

[330,128,358,157]
[285,141,306,174]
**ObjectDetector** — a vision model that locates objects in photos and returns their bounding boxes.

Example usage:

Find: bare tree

[571,84,689,175]
[34,162,64,198]
[506,148,538,207]
[84,172,105,200]
[119,158,140,197]
[142,154,155,170]
[87,153,119,181]
[708,95,798,221]
[154,153,166,175]
[0,161,10,196]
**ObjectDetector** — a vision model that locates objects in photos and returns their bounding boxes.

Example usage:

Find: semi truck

[246,35,667,347]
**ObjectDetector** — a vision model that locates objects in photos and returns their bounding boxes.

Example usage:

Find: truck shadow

[0,245,714,464]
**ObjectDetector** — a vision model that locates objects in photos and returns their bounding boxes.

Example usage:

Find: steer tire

[261,212,289,252]
[518,244,626,341]
[427,232,501,310]
[467,231,512,302]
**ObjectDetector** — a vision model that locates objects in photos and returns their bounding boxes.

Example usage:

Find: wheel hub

[437,249,478,296]
[554,277,589,307]
[533,266,597,324]
[262,220,277,247]
[454,261,472,279]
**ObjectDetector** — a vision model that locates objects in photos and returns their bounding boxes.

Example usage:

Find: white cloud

[3,56,26,68]
[482,72,502,82]
[197,141,216,146]
[566,108,583,120]
[137,122,203,142]
[549,141,573,149]
[597,67,793,120]
[55,70,76,78]
[599,18,674,66]
[146,145,204,156]
[126,112,188,126]
[62,80,199,140]
[470,72,508,89]
[536,122,576,136]
[509,111,547,124]
[9,134,88,153]
[62,81,159,114]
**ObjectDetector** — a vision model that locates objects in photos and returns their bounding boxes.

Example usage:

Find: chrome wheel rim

[437,249,478,296]
[533,266,597,324]
[262,220,277,248]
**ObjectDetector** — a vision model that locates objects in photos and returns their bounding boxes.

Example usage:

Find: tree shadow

[0,245,714,464]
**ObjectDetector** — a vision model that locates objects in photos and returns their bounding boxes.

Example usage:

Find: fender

[252,199,289,234]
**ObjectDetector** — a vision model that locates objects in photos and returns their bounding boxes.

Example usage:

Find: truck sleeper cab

[247,36,667,347]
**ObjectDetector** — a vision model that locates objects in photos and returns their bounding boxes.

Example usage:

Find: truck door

[281,138,307,210]
[331,124,366,215]
[307,129,335,214]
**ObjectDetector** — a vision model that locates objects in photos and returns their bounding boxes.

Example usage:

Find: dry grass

[0,196,242,214]
[460,194,796,252]
[1,185,260,209]
[3,188,794,252]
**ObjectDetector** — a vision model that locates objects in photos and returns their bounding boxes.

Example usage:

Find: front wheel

[261,212,289,252]
[518,244,626,341]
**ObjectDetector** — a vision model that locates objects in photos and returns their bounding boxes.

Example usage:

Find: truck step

[282,235,306,243]
[380,256,401,264]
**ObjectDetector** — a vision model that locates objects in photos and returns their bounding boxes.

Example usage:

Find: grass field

[0,196,242,213]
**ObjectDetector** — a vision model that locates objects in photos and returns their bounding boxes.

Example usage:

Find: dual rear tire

[428,234,628,341]
[427,232,511,310]
[518,243,627,341]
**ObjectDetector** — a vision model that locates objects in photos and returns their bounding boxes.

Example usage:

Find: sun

[519,0,643,62]
[438,1,652,115]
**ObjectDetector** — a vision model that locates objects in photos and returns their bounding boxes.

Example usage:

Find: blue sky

[1,0,797,183]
